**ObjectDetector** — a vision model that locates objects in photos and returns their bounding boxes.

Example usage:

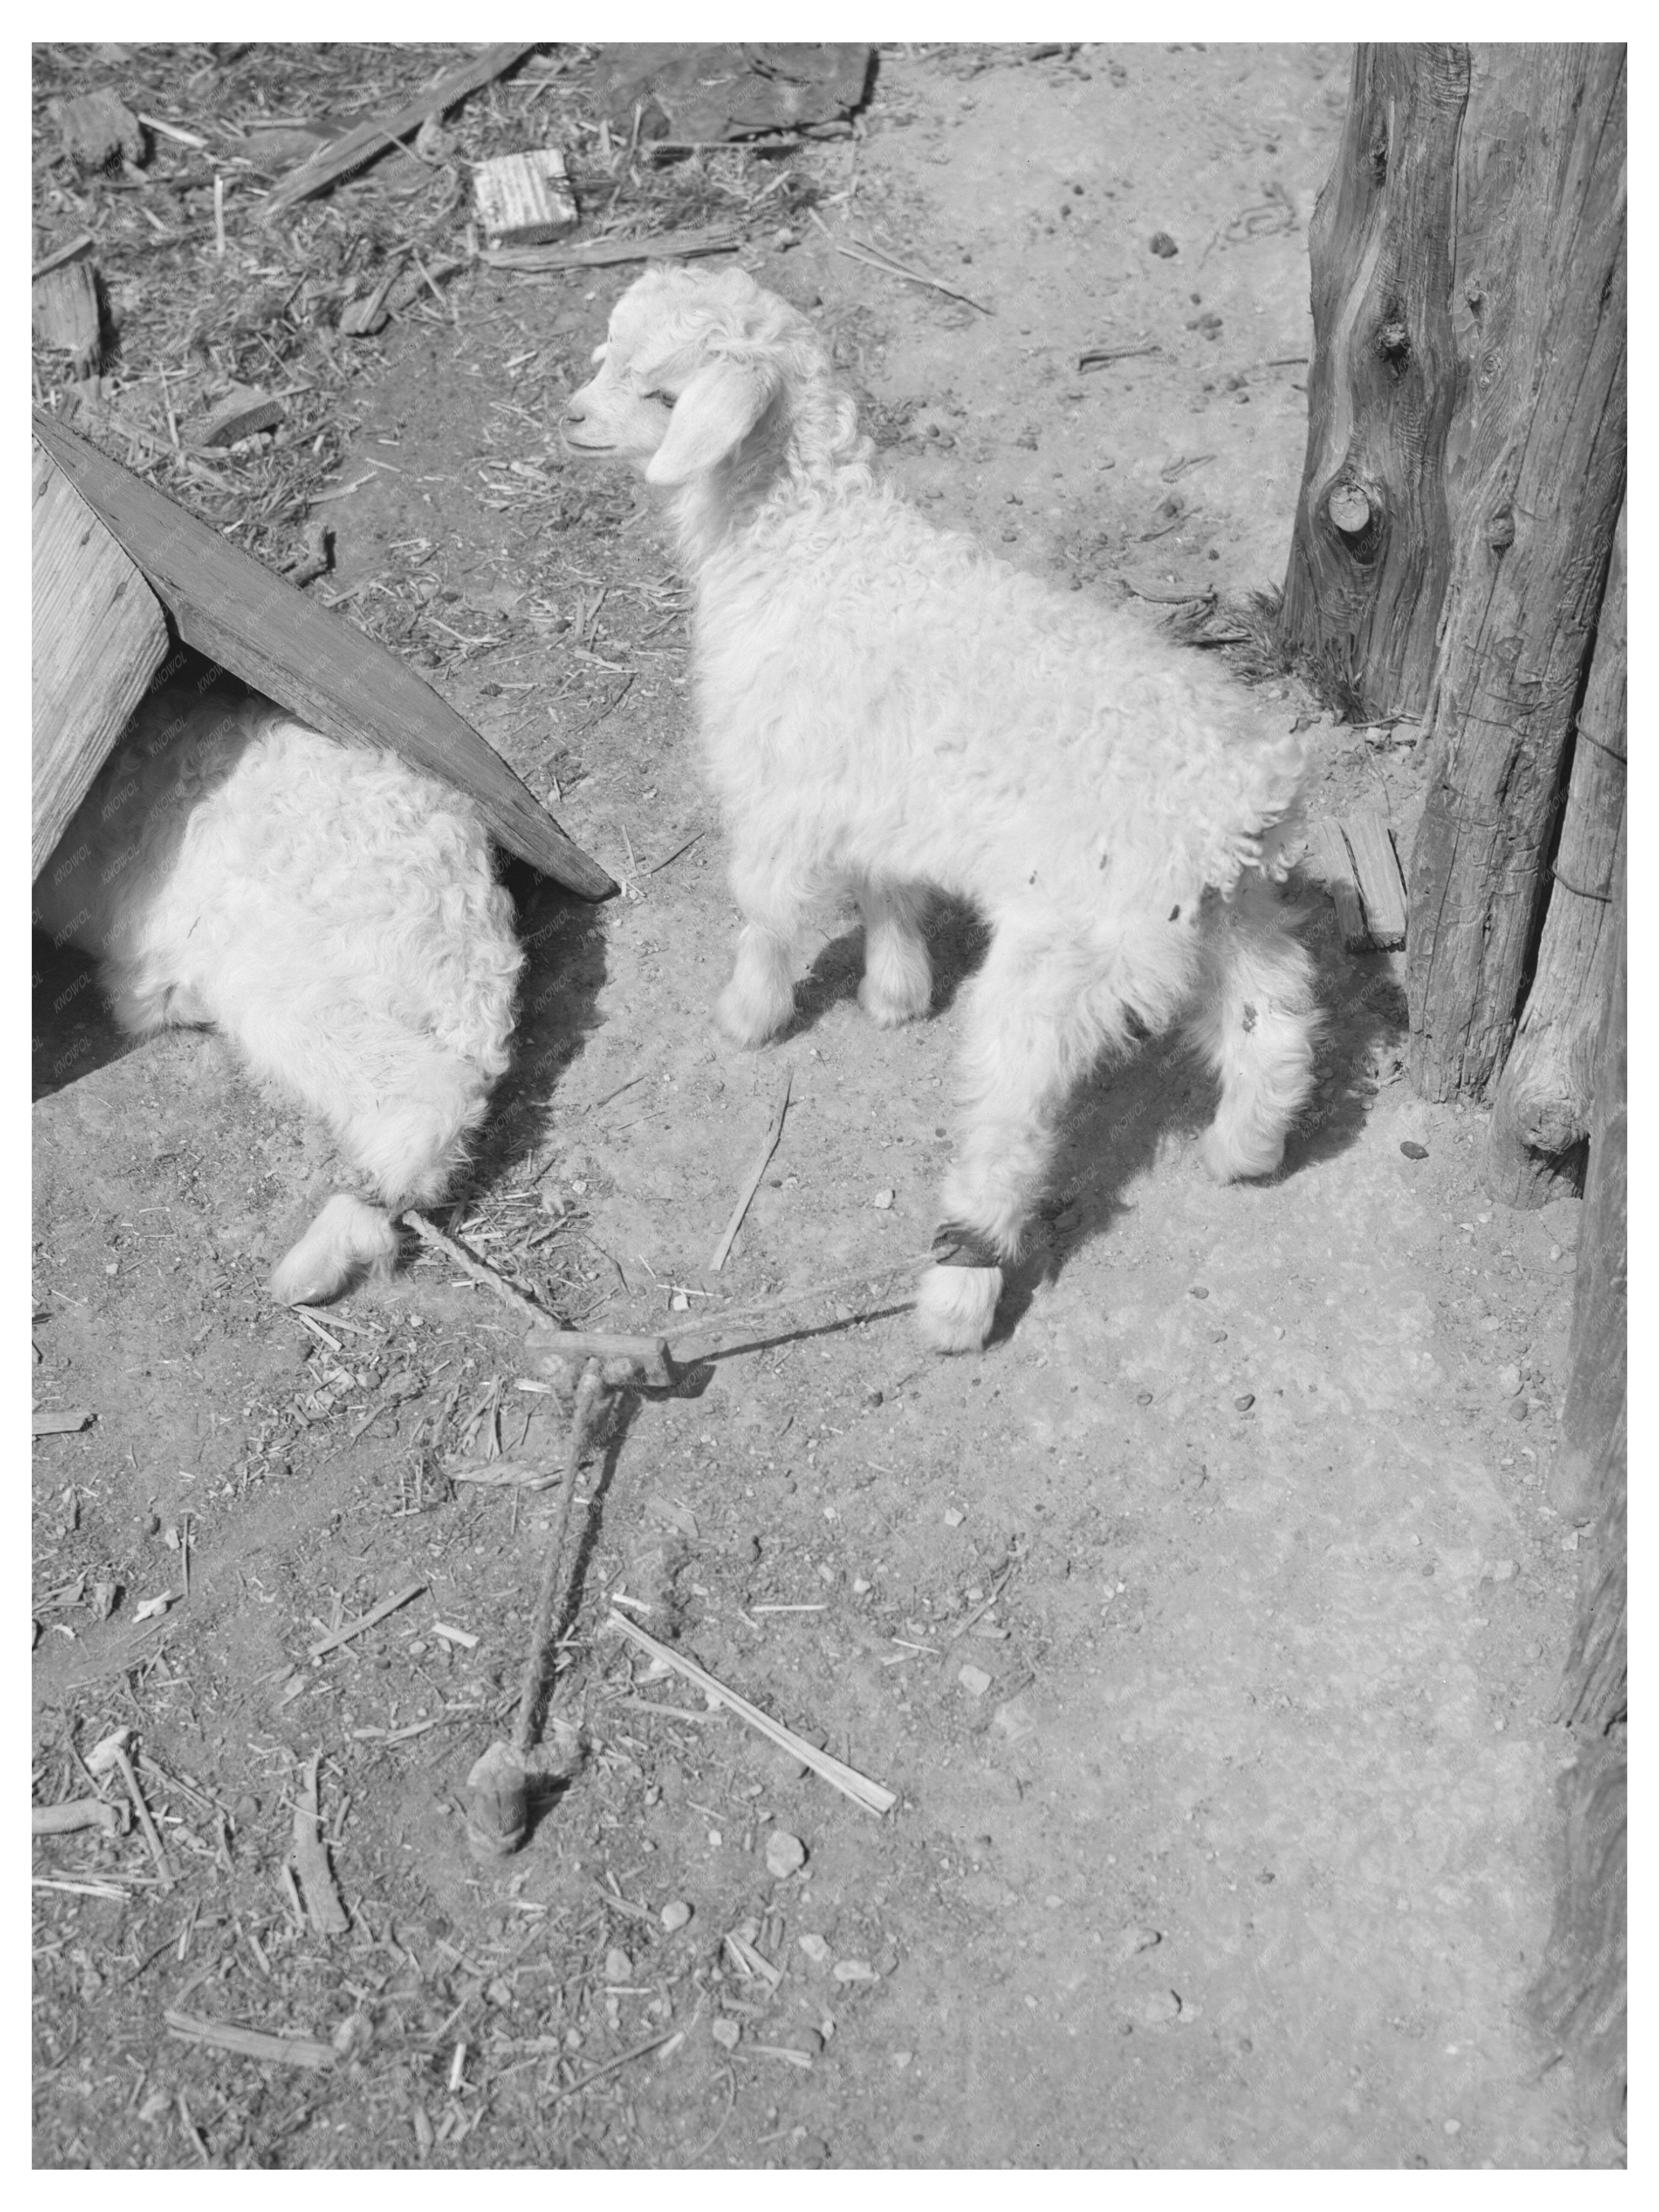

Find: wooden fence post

[1403,47,1626,1102]
[1486,505,1626,1202]
[1533,839,1625,2138]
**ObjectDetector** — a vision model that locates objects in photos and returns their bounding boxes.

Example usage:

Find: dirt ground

[33,43,1607,2169]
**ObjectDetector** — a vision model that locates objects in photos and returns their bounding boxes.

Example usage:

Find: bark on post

[1486,505,1626,1202]
[1404,47,1626,1100]
[1280,45,1469,719]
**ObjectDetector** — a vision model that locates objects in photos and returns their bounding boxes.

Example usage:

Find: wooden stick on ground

[709,1067,792,1273]
[608,1611,896,1816]
[85,1730,175,1889]
[307,1581,425,1661]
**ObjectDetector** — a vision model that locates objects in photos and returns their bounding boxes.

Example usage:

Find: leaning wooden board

[33,442,170,876]
[32,409,615,899]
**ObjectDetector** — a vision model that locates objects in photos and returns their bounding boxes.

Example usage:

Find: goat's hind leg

[1186,877,1320,1182]
[857,881,932,1028]
[918,925,1111,1354]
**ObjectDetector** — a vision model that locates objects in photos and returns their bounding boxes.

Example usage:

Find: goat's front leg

[857,881,932,1028]
[917,922,1102,1354]
[715,846,811,1048]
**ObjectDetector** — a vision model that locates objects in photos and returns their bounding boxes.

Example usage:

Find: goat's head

[562,264,849,492]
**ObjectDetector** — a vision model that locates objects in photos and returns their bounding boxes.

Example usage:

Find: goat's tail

[270,1194,400,1306]
[1202,730,1311,899]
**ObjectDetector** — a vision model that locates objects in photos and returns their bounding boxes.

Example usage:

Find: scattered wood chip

[32,1407,93,1436]
[290,1753,350,1936]
[474,149,579,246]
[53,89,144,172]
[431,1622,480,1651]
[193,383,286,448]
[448,1458,559,1491]
[608,1610,895,1816]
[32,1798,121,1838]
[1079,341,1162,370]
[164,2010,336,2071]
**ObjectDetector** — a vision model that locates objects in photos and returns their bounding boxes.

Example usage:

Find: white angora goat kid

[562,264,1320,1353]
[34,679,523,1305]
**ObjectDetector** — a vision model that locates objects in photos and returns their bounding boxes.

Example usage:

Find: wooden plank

[32,444,170,877]
[1308,817,1369,951]
[1342,810,1408,947]
[32,239,102,374]
[32,411,614,899]
[260,43,537,218]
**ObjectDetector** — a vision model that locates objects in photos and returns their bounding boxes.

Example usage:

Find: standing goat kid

[563,264,1320,1353]
[34,679,523,1305]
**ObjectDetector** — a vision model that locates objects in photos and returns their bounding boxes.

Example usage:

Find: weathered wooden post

[1534,843,1626,2142]
[1282,43,1626,1117]
[1486,507,1626,1202]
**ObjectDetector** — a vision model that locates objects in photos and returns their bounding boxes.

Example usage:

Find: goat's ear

[645,357,777,485]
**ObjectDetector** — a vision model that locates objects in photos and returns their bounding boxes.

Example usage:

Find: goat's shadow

[790,890,992,1034]
[992,898,1407,1338]
[465,861,614,1194]
[713,885,1405,1345]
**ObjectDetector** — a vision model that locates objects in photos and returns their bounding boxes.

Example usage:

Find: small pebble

[943,1506,966,1527]
[603,1948,633,1984]
[892,2050,913,2071]
[1234,1393,1255,1412]
[1209,1328,1228,1343]
[1136,1389,1154,1406]
[797,1933,831,1965]
[873,1187,895,1210]
[1141,1989,1182,2025]
[1189,1285,1210,1300]
[1496,1364,1522,1398]
[660,1899,693,1932]
[833,1958,879,1983]
[1400,1140,1429,1160]
[795,2138,829,2169]
[766,1829,808,1879]
[1149,231,1179,256]
[1443,2119,1462,2137]
[1507,1397,1529,1423]
[710,2017,740,2050]
[957,1663,992,1698]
